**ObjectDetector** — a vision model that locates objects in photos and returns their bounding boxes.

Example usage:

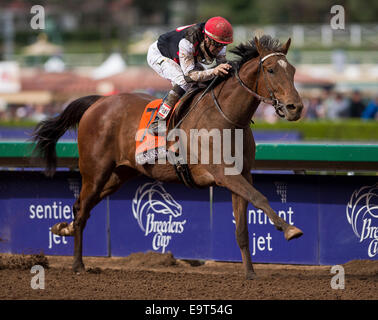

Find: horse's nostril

[286,104,296,111]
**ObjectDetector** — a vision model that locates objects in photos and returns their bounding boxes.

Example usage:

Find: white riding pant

[147,41,191,92]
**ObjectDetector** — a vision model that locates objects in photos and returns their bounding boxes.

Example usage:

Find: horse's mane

[229,35,284,70]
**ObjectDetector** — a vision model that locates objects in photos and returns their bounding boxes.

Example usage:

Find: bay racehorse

[32,35,304,279]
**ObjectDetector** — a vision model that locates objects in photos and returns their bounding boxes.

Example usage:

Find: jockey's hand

[214,63,232,76]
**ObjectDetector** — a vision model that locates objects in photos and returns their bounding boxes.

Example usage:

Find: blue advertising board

[317,176,378,264]
[211,175,319,264]
[0,171,376,265]
[0,172,108,256]
[210,175,377,265]
[109,177,212,260]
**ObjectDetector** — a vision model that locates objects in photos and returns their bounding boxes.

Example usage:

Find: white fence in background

[131,24,378,48]
[12,50,378,68]
[7,24,378,67]
[239,24,378,48]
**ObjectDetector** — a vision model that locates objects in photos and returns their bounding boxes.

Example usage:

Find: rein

[167,76,219,140]
[234,52,287,118]
[211,52,287,128]
[211,85,250,128]
[170,52,288,133]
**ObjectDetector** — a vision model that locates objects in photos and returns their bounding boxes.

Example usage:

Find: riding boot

[149,85,185,135]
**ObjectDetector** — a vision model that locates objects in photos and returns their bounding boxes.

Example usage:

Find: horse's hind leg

[98,166,140,199]
[72,174,111,273]
[51,171,124,237]
[51,199,79,236]
[72,167,138,273]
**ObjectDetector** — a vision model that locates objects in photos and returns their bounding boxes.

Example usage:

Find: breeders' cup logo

[346,183,378,258]
[132,181,186,253]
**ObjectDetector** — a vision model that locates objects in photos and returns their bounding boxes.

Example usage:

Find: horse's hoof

[72,264,85,274]
[285,226,303,240]
[51,221,74,236]
[246,272,257,280]
[51,222,67,235]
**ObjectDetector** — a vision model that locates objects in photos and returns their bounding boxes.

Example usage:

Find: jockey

[147,16,233,134]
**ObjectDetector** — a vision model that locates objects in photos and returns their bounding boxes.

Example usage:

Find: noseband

[234,52,287,118]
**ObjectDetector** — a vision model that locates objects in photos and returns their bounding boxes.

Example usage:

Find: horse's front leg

[217,172,303,241]
[232,191,256,279]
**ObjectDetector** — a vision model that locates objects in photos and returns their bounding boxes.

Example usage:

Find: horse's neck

[217,60,261,126]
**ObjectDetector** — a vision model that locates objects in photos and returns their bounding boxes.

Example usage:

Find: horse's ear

[281,38,291,55]
[254,36,264,56]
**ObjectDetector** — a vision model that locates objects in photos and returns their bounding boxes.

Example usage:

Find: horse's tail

[31,95,102,177]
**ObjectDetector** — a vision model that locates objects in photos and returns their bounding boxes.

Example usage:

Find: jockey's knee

[172,74,191,92]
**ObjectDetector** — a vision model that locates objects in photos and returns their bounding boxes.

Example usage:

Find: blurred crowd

[0,90,377,123]
[0,101,63,122]
[301,90,378,121]
[256,90,378,123]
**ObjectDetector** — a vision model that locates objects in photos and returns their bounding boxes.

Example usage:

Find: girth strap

[168,151,197,188]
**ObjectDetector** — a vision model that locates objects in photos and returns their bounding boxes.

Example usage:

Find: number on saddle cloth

[135,99,168,165]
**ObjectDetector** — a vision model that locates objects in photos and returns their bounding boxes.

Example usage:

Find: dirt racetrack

[0,252,377,300]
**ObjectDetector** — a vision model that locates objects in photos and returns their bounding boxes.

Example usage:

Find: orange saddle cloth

[135,87,202,165]
[135,99,168,165]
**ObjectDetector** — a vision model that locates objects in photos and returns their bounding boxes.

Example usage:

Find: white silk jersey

[178,38,226,82]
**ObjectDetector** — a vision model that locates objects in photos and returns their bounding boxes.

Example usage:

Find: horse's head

[253,36,303,121]
[232,35,303,121]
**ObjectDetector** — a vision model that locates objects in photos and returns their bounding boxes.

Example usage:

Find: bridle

[211,52,287,128]
[169,52,289,134]
[236,52,287,118]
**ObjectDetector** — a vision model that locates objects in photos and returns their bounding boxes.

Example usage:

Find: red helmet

[204,16,233,44]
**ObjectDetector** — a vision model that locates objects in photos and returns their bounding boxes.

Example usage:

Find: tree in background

[195,0,377,24]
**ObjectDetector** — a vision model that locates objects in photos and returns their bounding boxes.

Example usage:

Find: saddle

[135,87,201,163]
[135,87,203,188]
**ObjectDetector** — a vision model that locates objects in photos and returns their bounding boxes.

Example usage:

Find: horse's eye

[268,68,274,74]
